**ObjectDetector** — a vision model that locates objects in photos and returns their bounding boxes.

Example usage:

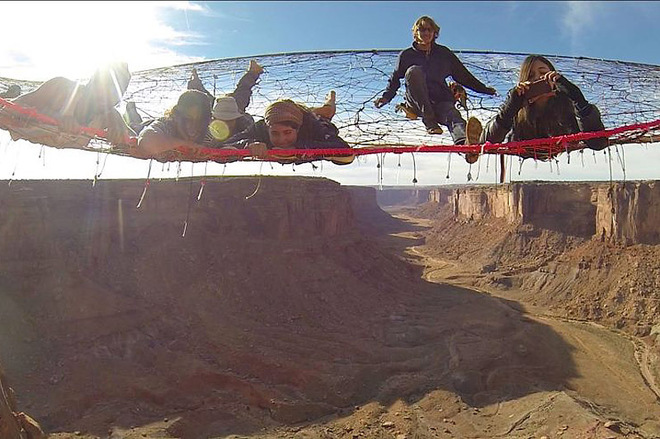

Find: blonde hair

[412,16,440,40]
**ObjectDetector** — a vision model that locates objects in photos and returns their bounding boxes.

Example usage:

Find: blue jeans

[404,66,466,144]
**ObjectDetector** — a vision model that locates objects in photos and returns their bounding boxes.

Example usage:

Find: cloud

[560,1,600,54]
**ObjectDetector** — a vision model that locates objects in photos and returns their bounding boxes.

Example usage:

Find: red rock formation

[430,181,660,243]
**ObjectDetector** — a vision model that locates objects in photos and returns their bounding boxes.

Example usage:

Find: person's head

[412,16,440,45]
[519,55,556,83]
[86,62,131,108]
[169,90,212,142]
[212,96,242,136]
[264,100,304,148]
[515,55,565,137]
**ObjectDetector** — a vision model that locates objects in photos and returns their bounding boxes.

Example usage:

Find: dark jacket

[380,42,493,104]
[223,112,350,150]
[481,76,607,151]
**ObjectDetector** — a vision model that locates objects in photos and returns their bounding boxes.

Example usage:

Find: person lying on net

[374,15,496,142]
[0,62,134,148]
[135,89,212,159]
[187,60,264,143]
[125,60,264,141]
[221,91,353,164]
[466,54,607,162]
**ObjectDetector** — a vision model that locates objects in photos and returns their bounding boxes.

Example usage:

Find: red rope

[189,118,660,162]
[0,97,137,147]
[1,97,658,163]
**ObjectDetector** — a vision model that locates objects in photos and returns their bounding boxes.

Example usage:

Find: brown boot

[426,125,444,135]
[248,60,264,76]
[395,103,419,120]
[465,116,483,163]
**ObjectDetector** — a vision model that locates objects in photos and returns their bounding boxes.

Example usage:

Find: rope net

[1,50,660,163]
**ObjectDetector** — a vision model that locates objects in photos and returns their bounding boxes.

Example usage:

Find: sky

[0,1,659,186]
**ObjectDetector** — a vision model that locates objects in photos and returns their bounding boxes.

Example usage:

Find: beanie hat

[264,100,304,127]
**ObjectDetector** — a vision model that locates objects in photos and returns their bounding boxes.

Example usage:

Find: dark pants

[404,66,466,144]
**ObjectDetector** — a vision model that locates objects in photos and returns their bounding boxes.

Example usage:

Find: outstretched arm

[375,52,406,108]
[137,124,202,158]
[449,52,496,95]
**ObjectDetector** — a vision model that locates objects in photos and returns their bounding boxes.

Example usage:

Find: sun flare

[0,1,203,81]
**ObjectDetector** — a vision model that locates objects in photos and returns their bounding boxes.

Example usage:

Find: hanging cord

[246,162,265,200]
[182,167,195,238]
[614,144,626,181]
[376,153,383,188]
[411,152,417,184]
[197,162,208,201]
[8,144,20,186]
[136,159,153,209]
[92,152,111,187]
[606,145,614,192]
[39,144,45,165]
[445,152,452,179]
[472,142,489,182]
[93,151,100,188]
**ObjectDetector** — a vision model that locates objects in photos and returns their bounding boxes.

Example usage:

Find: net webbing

[1,50,659,163]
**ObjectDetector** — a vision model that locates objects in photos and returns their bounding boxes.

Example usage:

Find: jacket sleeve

[380,51,407,103]
[480,88,524,144]
[449,51,494,95]
[228,70,259,113]
[577,104,607,151]
[556,76,607,151]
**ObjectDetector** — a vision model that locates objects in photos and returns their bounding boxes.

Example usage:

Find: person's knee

[405,66,425,83]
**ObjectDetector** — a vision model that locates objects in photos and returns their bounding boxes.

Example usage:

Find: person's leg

[404,66,441,132]
[435,102,466,144]
[311,90,336,121]
[228,60,263,113]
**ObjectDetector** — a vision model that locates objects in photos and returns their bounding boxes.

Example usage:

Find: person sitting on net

[3,62,134,147]
[223,91,352,163]
[468,54,607,162]
[135,89,212,159]
[374,15,496,143]
[187,60,264,143]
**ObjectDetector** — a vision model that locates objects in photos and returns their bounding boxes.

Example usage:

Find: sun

[0,1,202,81]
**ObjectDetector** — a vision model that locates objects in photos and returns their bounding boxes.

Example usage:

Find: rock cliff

[430,181,660,244]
